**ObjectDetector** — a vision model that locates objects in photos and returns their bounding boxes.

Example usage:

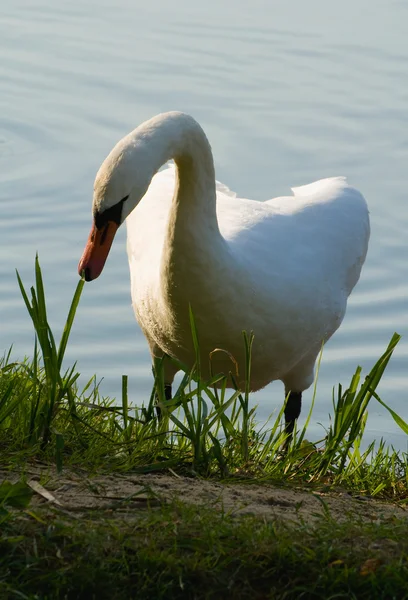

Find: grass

[1,257,406,495]
[1,499,408,599]
[0,256,407,599]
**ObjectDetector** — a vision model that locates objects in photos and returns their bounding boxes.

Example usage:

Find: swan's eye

[94,195,129,229]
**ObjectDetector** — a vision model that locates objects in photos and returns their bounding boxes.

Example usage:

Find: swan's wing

[219,176,370,299]
[290,176,348,199]
[263,176,351,212]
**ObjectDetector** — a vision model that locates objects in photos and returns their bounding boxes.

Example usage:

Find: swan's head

[78,134,153,282]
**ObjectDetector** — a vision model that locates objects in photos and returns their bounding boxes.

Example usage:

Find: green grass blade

[122,375,128,430]
[34,254,48,329]
[372,389,408,435]
[57,278,85,369]
[188,304,200,372]
[16,270,34,321]
[296,342,323,448]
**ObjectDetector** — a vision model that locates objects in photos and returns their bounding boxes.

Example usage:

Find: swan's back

[128,165,369,315]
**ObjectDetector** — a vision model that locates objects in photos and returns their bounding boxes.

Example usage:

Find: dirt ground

[3,466,407,525]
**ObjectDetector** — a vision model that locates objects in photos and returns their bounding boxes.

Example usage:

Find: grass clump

[1,500,408,599]
[0,257,407,499]
[0,257,406,498]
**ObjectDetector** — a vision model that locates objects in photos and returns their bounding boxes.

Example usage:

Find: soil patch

[3,466,406,525]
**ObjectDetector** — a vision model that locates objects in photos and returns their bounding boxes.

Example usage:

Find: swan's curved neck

[172,140,217,228]
[136,113,225,297]
[137,112,218,230]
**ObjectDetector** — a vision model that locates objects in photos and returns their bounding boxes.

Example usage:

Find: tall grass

[0,258,406,500]
[15,256,84,448]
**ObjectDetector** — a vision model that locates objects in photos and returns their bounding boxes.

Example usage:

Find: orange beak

[78,221,119,281]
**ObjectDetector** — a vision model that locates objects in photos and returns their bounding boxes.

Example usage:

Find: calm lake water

[1,0,407,449]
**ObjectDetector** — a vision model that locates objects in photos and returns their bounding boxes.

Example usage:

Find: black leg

[155,384,172,419]
[284,391,302,438]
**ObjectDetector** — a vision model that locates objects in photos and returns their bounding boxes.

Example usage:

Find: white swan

[78,111,370,435]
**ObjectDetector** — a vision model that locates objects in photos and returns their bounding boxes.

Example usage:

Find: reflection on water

[0,0,407,449]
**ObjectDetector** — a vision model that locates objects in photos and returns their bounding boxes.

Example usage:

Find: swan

[78,111,370,437]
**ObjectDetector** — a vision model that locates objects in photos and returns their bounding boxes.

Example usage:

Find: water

[1,0,407,449]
